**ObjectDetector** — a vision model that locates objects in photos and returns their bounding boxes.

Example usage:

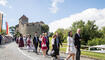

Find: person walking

[33,32,39,53]
[74,29,81,60]
[45,33,49,55]
[0,34,2,45]
[65,31,76,60]
[52,32,62,60]
[39,35,42,53]
[27,35,33,51]
[18,34,24,48]
[23,35,27,46]
[41,33,47,57]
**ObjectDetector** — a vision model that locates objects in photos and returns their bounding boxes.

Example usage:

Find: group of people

[16,28,81,60]
[16,32,50,57]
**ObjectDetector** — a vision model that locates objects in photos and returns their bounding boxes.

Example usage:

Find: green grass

[81,51,105,60]
[49,37,105,60]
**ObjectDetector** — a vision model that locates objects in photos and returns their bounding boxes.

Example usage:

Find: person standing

[19,34,24,48]
[41,33,47,57]
[33,32,39,53]
[0,34,2,45]
[74,29,81,60]
[65,31,76,60]
[45,33,49,55]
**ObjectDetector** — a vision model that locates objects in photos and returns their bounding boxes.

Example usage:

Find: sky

[0,0,105,32]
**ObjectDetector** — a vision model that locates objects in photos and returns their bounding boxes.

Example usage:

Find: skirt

[66,46,76,54]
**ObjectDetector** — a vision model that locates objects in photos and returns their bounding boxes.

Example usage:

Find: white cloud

[0,11,4,14]
[49,8,105,32]
[49,0,64,13]
[0,0,8,6]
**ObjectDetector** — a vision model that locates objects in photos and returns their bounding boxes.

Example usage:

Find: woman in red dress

[41,33,47,57]
[19,34,24,48]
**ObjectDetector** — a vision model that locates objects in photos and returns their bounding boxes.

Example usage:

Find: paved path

[0,42,95,60]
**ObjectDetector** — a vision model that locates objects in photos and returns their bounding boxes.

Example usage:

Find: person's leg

[43,50,46,56]
[76,49,80,60]
[36,43,38,53]
[72,54,75,60]
[57,55,60,60]
[46,45,49,55]
[0,39,1,45]
[65,54,72,60]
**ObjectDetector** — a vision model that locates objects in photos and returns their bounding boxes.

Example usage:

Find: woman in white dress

[65,31,76,60]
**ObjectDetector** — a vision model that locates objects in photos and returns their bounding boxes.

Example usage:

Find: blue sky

[0,0,105,32]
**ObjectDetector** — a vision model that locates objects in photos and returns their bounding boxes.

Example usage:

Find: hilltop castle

[16,15,45,37]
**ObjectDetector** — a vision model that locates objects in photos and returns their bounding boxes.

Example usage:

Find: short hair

[77,28,80,32]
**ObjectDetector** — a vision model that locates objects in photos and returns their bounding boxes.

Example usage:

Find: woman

[18,34,24,48]
[27,35,33,51]
[51,35,57,60]
[65,31,76,60]
[39,35,42,53]
[23,35,27,46]
[41,33,47,57]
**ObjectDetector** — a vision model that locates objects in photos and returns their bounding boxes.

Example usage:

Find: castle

[16,15,45,37]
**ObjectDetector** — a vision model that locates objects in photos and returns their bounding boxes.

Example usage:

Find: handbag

[42,44,46,47]
[50,50,55,57]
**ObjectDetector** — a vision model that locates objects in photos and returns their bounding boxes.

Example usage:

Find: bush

[88,38,105,46]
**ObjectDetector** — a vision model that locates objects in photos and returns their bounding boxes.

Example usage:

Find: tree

[55,28,64,42]
[9,26,16,35]
[71,20,102,45]
[41,24,49,33]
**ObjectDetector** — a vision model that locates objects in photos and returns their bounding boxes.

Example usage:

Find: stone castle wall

[16,15,44,38]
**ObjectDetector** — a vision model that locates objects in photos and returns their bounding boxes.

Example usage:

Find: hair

[52,35,56,38]
[77,28,80,32]
[29,35,31,38]
[68,31,72,37]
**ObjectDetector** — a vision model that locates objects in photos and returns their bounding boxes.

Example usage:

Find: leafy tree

[9,26,16,35]
[55,28,64,42]
[41,24,49,33]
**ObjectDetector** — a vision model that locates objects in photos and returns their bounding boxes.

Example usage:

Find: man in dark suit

[74,29,81,60]
[33,32,39,53]
[0,34,2,45]
[45,33,49,55]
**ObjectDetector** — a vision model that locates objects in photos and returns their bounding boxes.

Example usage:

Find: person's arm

[74,34,77,47]
[59,37,62,46]
[67,37,70,51]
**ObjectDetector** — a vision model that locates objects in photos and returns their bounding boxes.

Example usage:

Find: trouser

[76,49,81,60]
[0,39,1,45]
[46,44,49,54]
[34,43,38,53]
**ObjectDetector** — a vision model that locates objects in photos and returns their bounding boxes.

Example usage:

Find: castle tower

[19,15,28,34]
[19,15,28,25]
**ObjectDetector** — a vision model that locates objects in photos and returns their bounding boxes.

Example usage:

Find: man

[33,32,39,53]
[45,33,49,55]
[54,32,62,60]
[0,34,2,45]
[74,29,81,60]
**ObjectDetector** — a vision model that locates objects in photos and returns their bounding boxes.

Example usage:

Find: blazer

[74,33,81,50]
[33,36,39,44]
[46,36,49,45]
[53,36,62,49]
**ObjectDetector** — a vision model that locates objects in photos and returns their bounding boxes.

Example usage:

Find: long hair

[68,31,72,37]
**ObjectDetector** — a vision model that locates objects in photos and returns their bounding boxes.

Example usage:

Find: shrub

[88,38,105,46]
